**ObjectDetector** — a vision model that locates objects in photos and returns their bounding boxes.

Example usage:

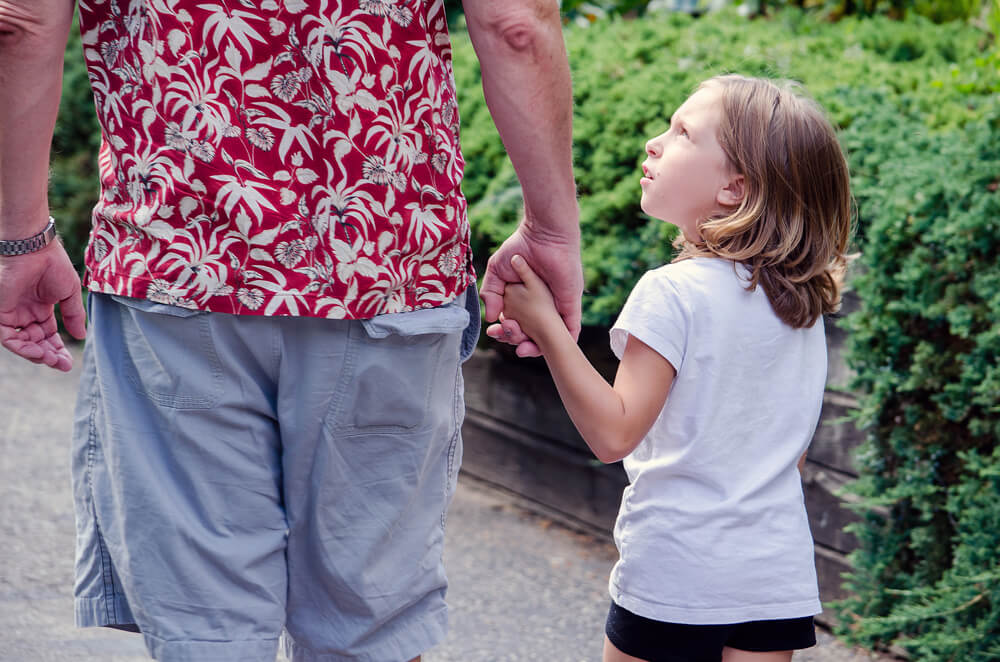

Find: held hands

[499,255,565,352]
[480,223,583,357]
[0,241,86,372]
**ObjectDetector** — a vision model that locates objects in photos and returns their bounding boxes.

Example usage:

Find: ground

[0,345,892,661]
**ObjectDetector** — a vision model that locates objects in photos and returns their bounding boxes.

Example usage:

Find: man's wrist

[519,218,581,247]
[0,217,58,256]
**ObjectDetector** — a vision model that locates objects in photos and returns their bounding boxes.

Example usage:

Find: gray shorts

[71,287,479,662]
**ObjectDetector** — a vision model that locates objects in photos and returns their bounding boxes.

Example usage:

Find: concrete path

[0,344,889,661]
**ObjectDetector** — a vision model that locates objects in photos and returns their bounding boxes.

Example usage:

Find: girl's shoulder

[648,257,745,290]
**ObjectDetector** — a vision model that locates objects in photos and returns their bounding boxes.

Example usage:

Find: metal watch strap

[0,217,57,256]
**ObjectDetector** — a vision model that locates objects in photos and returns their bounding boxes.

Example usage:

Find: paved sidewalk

[0,344,889,662]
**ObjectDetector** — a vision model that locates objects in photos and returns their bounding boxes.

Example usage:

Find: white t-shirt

[608,257,825,625]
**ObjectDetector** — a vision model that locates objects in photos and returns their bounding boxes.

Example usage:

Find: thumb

[510,254,540,286]
[60,290,87,340]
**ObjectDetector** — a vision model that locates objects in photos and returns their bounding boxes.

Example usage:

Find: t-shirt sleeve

[609,268,689,372]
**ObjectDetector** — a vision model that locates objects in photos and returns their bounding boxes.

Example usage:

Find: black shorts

[605,602,816,662]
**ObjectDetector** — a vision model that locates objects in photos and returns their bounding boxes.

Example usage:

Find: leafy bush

[556,0,987,23]
[752,0,985,21]
[453,7,997,324]
[835,75,1000,662]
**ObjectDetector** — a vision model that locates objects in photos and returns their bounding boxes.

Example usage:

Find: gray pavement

[0,343,889,662]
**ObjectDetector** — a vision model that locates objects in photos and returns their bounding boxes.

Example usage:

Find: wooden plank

[824,291,860,392]
[463,350,587,454]
[461,409,626,534]
[803,462,861,554]
[815,544,854,626]
[810,396,864,475]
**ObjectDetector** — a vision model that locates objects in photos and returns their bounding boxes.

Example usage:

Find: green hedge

[835,65,1000,662]
[452,8,1000,659]
[453,8,997,325]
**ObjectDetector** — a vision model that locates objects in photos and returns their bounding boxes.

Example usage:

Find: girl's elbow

[592,449,618,464]
[590,438,634,464]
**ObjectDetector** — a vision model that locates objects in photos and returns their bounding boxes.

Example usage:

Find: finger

[2,337,45,363]
[484,321,531,347]
[45,346,74,372]
[38,334,74,372]
[509,254,541,286]
[480,291,503,324]
[60,290,88,339]
[479,272,504,323]
[515,341,542,358]
[485,323,504,340]
[0,324,20,343]
[500,317,528,342]
[20,321,51,343]
[551,289,583,341]
[560,307,583,342]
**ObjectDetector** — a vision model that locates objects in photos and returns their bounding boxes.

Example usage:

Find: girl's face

[639,85,736,241]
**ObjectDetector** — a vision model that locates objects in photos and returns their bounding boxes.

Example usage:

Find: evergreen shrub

[835,71,1000,662]
[452,8,996,324]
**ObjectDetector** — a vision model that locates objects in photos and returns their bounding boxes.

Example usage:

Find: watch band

[0,217,58,256]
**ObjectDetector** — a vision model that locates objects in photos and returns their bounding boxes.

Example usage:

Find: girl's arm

[503,256,675,463]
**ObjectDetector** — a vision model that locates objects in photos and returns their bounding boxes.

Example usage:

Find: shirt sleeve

[609,267,690,373]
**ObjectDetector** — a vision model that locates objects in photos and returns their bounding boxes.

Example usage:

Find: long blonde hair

[674,75,853,329]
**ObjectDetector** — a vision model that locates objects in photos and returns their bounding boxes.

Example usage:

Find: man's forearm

[463,1,578,237]
[0,0,75,238]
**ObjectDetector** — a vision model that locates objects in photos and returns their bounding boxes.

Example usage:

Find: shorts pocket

[334,299,470,432]
[112,295,224,410]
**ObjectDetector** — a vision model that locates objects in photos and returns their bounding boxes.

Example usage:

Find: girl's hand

[481,222,583,357]
[501,254,564,346]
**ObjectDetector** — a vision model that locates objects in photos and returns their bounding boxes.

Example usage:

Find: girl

[497,74,852,662]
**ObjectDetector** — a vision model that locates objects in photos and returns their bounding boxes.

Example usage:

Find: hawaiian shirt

[78,0,474,318]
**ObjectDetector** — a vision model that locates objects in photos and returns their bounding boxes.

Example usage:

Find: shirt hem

[83,269,475,320]
[610,584,821,625]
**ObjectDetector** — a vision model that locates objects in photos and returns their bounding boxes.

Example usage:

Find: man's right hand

[481,221,583,358]
[0,241,86,372]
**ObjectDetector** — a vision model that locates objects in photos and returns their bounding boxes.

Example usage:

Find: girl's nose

[645,137,661,158]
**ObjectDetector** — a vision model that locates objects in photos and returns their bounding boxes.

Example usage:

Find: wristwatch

[0,217,58,256]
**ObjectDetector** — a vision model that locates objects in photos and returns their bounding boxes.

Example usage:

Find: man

[0,1,580,660]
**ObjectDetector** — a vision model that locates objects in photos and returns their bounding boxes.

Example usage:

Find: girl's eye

[680,128,689,139]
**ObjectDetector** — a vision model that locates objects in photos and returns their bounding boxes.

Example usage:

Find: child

[497,74,852,662]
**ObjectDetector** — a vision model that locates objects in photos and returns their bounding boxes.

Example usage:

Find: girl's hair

[674,74,853,329]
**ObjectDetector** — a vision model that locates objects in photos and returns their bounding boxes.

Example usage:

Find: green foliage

[835,88,1000,662]
[739,0,985,22]
[555,0,989,23]
[452,7,998,325]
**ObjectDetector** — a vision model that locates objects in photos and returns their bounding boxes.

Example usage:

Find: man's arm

[0,0,87,371]
[461,0,583,357]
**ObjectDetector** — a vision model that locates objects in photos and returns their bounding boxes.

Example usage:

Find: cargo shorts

[71,287,479,662]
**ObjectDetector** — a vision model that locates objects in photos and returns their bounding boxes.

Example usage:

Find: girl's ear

[716,174,745,208]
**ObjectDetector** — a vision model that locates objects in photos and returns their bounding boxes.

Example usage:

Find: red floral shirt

[78,0,473,318]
